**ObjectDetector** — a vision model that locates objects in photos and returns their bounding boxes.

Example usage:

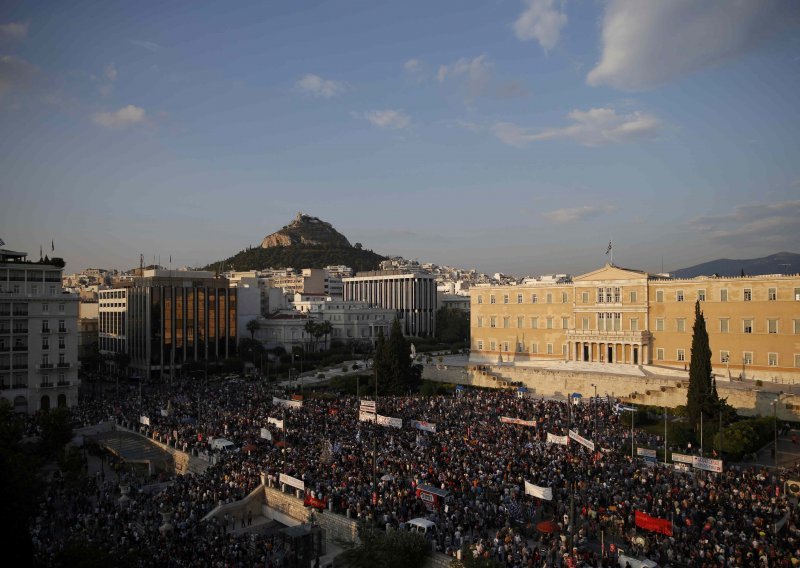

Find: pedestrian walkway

[93,429,173,472]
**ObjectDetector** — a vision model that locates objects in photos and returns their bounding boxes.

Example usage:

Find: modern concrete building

[268,268,343,298]
[99,269,237,379]
[343,270,437,337]
[0,248,80,414]
[470,263,800,382]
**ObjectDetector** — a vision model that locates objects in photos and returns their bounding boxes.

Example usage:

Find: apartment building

[0,248,79,414]
[471,263,800,382]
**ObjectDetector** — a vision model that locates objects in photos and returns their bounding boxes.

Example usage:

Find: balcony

[39,382,55,389]
[58,327,67,333]
[41,328,50,334]
[565,329,652,344]
[13,328,29,334]
[57,362,71,369]
[37,363,54,370]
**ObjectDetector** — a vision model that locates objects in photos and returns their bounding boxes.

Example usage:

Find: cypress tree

[687,300,717,432]
[373,328,390,394]
[387,318,412,394]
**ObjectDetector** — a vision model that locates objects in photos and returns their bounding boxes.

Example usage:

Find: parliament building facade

[470,264,800,382]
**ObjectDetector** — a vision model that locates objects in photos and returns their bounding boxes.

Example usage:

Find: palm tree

[304,320,318,353]
[246,318,260,340]
[318,320,333,351]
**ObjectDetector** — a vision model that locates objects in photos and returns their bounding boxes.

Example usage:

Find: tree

[686,300,718,433]
[435,306,469,345]
[304,320,319,352]
[339,522,429,568]
[318,320,333,351]
[373,319,414,395]
[246,318,260,340]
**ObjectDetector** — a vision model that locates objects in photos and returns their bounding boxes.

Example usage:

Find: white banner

[673,463,691,473]
[546,433,569,446]
[671,453,693,464]
[637,447,657,460]
[692,456,723,473]
[359,410,376,422]
[410,420,437,433]
[524,480,553,501]
[377,414,403,428]
[499,416,537,427]
[160,408,168,417]
[568,429,595,451]
[260,428,272,441]
[360,400,376,413]
[279,473,305,491]
[140,415,150,426]
[268,417,284,430]
[273,397,302,409]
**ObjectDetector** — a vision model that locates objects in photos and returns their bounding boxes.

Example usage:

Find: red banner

[303,495,327,510]
[635,510,672,536]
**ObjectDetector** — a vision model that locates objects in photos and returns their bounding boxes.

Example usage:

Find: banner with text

[524,480,553,501]
[360,400,376,413]
[671,453,693,464]
[692,456,723,473]
[500,416,537,427]
[279,473,305,491]
[273,397,302,409]
[268,417,285,430]
[410,420,437,433]
[140,415,150,426]
[568,429,595,451]
[377,414,403,428]
[637,447,657,462]
[359,410,376,422]
[547,433,569,446]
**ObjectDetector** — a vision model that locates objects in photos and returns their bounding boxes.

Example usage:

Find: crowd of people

[31,377,800,567]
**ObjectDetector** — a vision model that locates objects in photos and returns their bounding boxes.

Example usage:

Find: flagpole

[610,238,613,265]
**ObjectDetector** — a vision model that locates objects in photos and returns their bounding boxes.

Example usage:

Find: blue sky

[1,0,799,275]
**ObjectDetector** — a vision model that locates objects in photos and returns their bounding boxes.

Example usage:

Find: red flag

[635,510,672,536]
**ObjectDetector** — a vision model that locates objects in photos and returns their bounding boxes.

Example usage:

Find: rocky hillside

[205,213,386,272]
[261,213,351,249]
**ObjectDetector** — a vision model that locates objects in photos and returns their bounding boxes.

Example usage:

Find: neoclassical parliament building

[470,264,800,382]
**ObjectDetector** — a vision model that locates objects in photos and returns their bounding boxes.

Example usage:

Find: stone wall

[121,426,210,475]
[202,484,265,524]
[423,552,454,568]
[423,364,800,421]
[262,486,359,544]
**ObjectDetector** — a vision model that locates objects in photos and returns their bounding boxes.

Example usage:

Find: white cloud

[587,0,797,90]
[296,74,346,98]
[513,0,567,52]
[689,200,800,247]
[542,205,616,223]
[130,40,161,52]
[436,54,492,94]
[104,63,117,82]
[359,109,410,129]
[92,105,146,128]
[0,55,37,95]
[492,106,661,147]
[404,59,420,73]
[0,21,29,42]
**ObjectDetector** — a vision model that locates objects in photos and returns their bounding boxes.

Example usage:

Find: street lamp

[771,393,791,469]
[590,383,597,432]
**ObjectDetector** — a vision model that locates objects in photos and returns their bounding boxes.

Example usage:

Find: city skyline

[1,1,799,275]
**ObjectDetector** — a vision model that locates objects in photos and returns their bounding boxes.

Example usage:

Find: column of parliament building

[470,264,800,382]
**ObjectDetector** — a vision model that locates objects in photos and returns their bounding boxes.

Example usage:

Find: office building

[99,269,237,379]
[343,270,437,336]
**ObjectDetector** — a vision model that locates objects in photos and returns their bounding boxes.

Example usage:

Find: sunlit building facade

[471,264,800,382]
[99,270,237,379]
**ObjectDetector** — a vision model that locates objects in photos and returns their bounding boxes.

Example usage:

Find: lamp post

[591,383,597,433]
[772,393,790,469]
